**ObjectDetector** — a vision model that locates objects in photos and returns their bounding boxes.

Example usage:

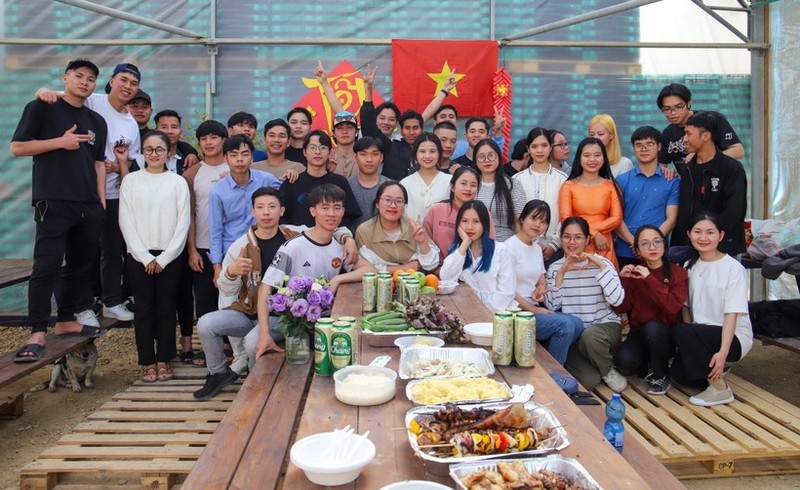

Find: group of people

[11,58,752,407]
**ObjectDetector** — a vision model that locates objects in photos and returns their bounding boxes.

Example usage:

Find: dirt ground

[0,326,798,490]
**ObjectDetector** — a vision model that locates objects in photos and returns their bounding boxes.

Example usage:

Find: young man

[11,59,108,362]
[430,104,505,161]
[251,118,305,180]
[279,130,361,229]
[348,136,390,229]
[192,187,358,399]
[614,126,680,267]
[286,107,312,164]
[329,111,359,178]
[255,184,375,357]
[128,89,198,167]
[453,118,490,168]
[433,121,458,174]
[227,111,266,162]
[153,110,189,174]
[670,112,747,257]
[656,83,744,166]
[183,120,229,319]
[504,138,530,177]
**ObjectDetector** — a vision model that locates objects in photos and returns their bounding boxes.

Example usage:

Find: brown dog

[48,339,98,393]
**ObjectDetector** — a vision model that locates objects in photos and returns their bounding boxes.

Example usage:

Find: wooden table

[0,259,33,290]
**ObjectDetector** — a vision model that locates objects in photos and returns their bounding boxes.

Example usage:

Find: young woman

[545,217,626,392]
[588,114,633,177]
[671,213,753,406]
[548,129,572,175]
[119,131,191,383]
[504,201,583,364]
[512,127,568,261]
[559,137,623,269]
[613,225,688,395]
[440,200,516,312]
[355,181,440,273]
[473,139,527,242]
[400,132,451,221]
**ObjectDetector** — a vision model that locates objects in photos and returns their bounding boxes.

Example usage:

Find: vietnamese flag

[392,39,498,117]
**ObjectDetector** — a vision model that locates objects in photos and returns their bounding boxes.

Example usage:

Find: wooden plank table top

[0,259,33,289]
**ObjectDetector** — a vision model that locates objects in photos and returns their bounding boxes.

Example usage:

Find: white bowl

[437,280,458,295]
[393,335,445,352]
[464,322,493,346]
[290,431,376,486]
[380,481,453,490]
[333,365,397,406]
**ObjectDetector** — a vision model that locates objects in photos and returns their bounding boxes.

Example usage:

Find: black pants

[670,322,742,389]
[128,250,184,365]
[614,321,673,379]
[28,200,104,332]
[101,199,126,307]
[176,247,194,338]
[192,248,219,318]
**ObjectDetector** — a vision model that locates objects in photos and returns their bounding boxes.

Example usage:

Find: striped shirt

[545,255,624,328]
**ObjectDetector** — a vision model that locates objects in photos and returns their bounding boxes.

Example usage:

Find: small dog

[49,340,98,393]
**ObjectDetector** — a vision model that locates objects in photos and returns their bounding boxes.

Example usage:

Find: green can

[314,318,335,376]
[397,273,410,303]
[492,311,514,366]
[330,320,354,372]
[508,306,523,316]
[338,315,359,365]
[514,311,537,367]
[362,273,377,312]
[376,273,393,312]
[405,281,420,302]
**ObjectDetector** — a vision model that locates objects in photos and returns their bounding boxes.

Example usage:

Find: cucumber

[368,323,413,332]
[374,318,411,326]
[364,311,402,321]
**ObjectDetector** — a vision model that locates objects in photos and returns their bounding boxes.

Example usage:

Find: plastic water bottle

[604,393,625,453]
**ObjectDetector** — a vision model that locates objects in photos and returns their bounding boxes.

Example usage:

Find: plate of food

[398,347,494,380]
[406,376,512,406]
[450,455,600,490]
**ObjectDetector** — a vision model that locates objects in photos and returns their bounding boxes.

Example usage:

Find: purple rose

[303,277,314,289]
[270,294,288,313]
[307,291,322,306]
[290,298,309,318]
[320,289,334,308]
[288,276,306,293]
[306,304,322,323]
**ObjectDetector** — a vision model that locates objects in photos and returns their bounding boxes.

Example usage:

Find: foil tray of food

[406,376,513,406]
[398,347,494,380]
[450,455,601,490]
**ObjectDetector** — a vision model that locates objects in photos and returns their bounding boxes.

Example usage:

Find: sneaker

[689,384,735,407]
[75,309,100,328]
[639,367,654,383]
[193,368,238,401]
[124,296,135,313]
[602,367,628,392]
[647,376,672,395]
[103,303,134,321]
[229,354,249,376]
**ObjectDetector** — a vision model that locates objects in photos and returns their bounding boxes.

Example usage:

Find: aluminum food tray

[406,377,513,406]
[398,346,494,380]
[362,329,448,348]
[449,455,601,490]
[405,401,570,469]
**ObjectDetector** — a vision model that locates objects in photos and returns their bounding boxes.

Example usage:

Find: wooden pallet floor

[19,361,240,490]
[595,374,800,479]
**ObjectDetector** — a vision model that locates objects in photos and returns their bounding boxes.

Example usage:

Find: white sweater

[512,165,568,250]
[119,170,191,269]
[440,241,517,312]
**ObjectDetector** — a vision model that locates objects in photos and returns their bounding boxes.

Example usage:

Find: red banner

[391,39,498,117]
[292,60,385,134]
[493,67,512,161]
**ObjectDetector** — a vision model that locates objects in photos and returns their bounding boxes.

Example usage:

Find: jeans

[535,312,583,365]
[196,309,282,375]
[615,321,673,379]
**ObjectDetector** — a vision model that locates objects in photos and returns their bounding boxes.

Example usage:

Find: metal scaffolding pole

[54,0,203,39]
[689,0,751,43]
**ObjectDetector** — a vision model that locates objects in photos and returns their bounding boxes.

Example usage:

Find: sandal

[140,365,157,383]
[179,350,195,364]
[156,362,173,382]
[14,343,47,363]
[191,351,206,368]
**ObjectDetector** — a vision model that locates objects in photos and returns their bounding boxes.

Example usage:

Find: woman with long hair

[559,137,623,269]
[545,217,626,392]
[588,114,633,177]
[355,181,439,273]
[440,200,516,312]
[548,129,572,175]
[473,139,527,242]
[671,213,753,406]
[400,132,451,221]
[505,200,583,364]
[613,225,688,395]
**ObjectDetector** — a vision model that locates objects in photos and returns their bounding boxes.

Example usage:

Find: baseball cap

[333,111,358,129]
[104,63,142,94]
[65,59,99,77]
[129,89,151,105]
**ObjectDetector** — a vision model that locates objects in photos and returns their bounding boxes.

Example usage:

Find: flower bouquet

[269,275,335,363]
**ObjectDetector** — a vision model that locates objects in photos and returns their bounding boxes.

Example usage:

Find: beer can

[492,311,514,366]
[507,306,523,316]
[514,311,537,367]
[377,273,393,312]
[338,315,359,365]
[405,281,420,302]
[314,318,335,376]
[330,320,354,372]
[362,273,377,312]
[397,273,410,303]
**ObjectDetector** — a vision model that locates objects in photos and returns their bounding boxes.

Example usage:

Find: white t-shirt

[193,162,230,249]
[440,241,517,312]
[504,235,546,299]
[262,233,349,287]
[610,157,634,178]
[686,254,753,358]
[400,171,451,222]
[85,94,141,199]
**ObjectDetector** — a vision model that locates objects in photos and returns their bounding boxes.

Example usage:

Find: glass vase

[285,332,311,364]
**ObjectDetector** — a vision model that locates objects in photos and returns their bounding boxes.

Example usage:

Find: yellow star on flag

[495,84,509,97]
[427,61,466,97]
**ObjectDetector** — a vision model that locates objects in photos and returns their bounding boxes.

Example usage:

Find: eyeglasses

[562,234,586,242]
[661,103,687,114]
[634,142,657,151]
[638,238,665,249]
[306,144,330,153]
[143,147,167,156]
[380,197,406,207]
[553,141,570,149]
[475,153,498,163]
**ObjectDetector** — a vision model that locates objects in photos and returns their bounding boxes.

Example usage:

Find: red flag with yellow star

[391,39,498,117]
[292,60,385,134]
[493,67,512,161]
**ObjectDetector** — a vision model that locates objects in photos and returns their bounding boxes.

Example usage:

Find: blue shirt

[614,165,680,259]
[208,169,280,264]
[451,135,506,159]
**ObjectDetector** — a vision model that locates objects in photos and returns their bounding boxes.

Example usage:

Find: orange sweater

[558,179,623,269]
